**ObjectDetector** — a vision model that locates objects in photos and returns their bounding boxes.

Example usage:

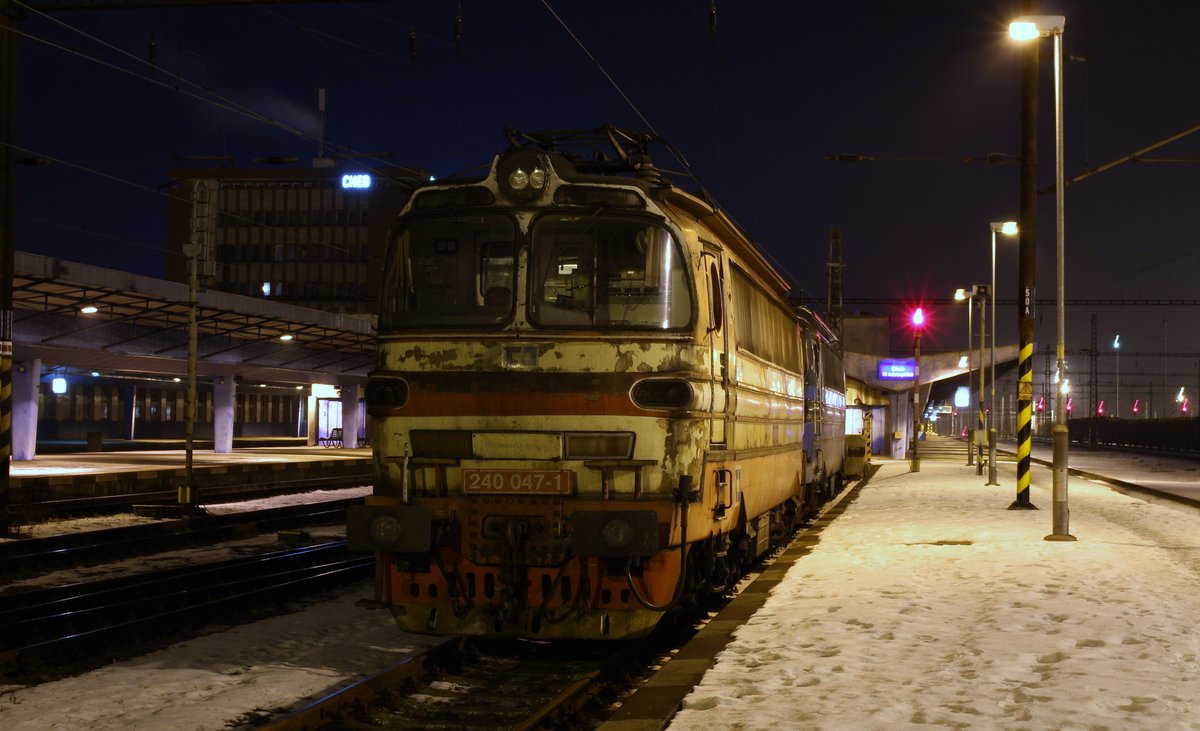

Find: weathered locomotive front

[347,131,724,639]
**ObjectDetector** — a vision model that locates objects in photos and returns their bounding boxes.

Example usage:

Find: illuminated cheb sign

[341,173,372,190]
[878,358,916,380]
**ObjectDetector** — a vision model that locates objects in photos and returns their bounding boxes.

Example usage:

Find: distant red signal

[911,307,926,329]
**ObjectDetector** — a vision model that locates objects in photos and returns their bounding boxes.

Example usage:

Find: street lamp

[1113,334,1120,418]
[955,288,974,466]
[1010,14,1074,541]
[988,221,1017,487]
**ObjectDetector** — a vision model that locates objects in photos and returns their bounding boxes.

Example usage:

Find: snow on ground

[1,486,443,731]
[0,580,443,731]
[669,457,1200,731]
[5,461,1200,729]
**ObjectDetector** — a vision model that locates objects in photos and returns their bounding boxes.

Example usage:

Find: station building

[164,161,425,316]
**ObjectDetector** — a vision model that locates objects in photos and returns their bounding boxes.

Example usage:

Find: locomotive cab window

[529,214,692,329]
[381,215,517,329]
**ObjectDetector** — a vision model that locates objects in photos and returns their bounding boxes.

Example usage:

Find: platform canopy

[12,252,375,385]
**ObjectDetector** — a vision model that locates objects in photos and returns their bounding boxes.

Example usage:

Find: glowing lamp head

[911,307,926,329]
[1009,15,1065,40]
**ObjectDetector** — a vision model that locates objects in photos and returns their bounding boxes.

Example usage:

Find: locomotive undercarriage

[380,493,808,640]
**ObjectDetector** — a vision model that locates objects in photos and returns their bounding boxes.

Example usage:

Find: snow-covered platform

[8,445,372,505]
[607,450,1200,730]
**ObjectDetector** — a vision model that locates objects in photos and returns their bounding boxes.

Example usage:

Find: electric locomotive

[348,127,845,640]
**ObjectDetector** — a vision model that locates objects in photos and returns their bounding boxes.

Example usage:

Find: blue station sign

[879,358,916,380]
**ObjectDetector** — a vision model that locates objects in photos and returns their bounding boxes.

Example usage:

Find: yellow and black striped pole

[1011,341,1037,508]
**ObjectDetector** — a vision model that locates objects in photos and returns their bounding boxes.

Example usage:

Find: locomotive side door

[702,247,729,446]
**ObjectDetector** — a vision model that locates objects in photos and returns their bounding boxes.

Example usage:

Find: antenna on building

[314,87,334,169]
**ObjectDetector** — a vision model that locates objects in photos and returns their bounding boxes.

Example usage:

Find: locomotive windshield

[381,211,693,331]
[381,214,516,328]
[529,214,692,330]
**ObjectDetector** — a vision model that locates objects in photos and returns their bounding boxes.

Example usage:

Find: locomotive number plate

[462,469,572,495]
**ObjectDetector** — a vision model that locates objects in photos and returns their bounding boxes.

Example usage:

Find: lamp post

[955,288,974,466]
[1113,334,1120,418]
[976,286,987,474]
[1011,14,1074,541]
[910,307,926,473]
[988,221,1018,487]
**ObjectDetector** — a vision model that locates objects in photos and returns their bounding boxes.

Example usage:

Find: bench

[319,427,343,448]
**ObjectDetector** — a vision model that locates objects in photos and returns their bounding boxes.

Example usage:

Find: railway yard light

[987,221,1017,487]
[1011,14,1074,541]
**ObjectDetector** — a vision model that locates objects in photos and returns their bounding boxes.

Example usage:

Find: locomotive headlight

[497,152,551,203]
[366,376,409,415]
[570,510,658,557]
[369,515,404,547]
[346,505,433,553]
[630,378,694,411]
[601,518,636,549]
[528,166,546,190]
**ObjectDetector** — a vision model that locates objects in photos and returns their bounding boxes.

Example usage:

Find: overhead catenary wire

[538,1,810,294]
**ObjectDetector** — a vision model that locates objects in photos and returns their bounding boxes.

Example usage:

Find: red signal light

[911,307,926,329]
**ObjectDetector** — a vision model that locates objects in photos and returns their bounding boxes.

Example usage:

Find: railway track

[0,498,362,581]
[265,635,650,731]
[10,472,372,522]
[0,540,372,681]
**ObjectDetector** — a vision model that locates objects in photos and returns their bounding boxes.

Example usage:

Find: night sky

[11,1,1200,413]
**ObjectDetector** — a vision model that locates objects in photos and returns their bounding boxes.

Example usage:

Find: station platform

[9,443,372,507]
[605,436,1200,730]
